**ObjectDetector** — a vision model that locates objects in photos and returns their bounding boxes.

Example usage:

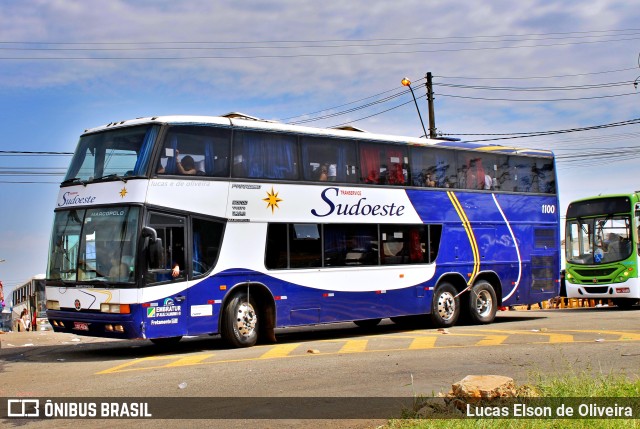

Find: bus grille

[531,255,556,292]
[574,268,616,277]
[583,286,609,294]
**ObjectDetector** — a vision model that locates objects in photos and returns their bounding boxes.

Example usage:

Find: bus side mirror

[143,227,165,269]
[142,226,157,243]
[147,238,165,270]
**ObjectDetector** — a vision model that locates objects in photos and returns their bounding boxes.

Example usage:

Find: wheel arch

[435,272,468,295]
[219,282,277,342]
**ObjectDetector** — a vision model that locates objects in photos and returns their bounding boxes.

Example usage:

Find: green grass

[384,371,640,429]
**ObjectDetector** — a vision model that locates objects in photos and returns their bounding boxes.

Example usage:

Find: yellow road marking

[408,336,438,349]
[338,340,368,353]
[475,335,508,346]
[164,353,215,367]
[97,328,640,375]
[477,329,574,343]
[97,355,178,374]
[259,343,300,359]
[557,330,640,341]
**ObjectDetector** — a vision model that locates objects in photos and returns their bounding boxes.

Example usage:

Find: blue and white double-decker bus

[45,113,560,347]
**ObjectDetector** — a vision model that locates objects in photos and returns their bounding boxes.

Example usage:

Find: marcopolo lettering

[311,187,405,218]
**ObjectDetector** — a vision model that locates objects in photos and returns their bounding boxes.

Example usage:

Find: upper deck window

[64,125,159,183]
[156,126,231,177]
[232,131,299,180]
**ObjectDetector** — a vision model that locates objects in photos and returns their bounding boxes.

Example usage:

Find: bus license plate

[73,322,89,331]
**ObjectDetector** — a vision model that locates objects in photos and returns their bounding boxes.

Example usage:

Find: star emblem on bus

[119,187,128,198]
[263,187,282,213]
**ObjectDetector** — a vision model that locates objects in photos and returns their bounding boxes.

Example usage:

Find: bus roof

[83,114,554,157]
[568,193,640,205]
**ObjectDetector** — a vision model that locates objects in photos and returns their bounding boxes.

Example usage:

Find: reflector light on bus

[105,324,124,333]
[100,303,131,314]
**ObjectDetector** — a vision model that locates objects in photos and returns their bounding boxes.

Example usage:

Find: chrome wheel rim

[236,301,257,337]
[474,289,493,317]
[436,291,456,321]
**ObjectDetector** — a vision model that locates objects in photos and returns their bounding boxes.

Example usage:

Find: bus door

[530,228,560,303]
[143,212,190,339]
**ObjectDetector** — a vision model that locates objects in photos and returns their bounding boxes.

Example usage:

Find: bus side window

[233,131,299,180]
[192,217,224,276]
[145,213,186,284]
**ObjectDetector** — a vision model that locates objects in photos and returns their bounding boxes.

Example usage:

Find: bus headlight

[46,300,60,310]
[100,303,131,314]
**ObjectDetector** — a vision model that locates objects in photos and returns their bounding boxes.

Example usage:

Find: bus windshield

[47,206,140,284]
[63,125,159,183]
[565,215,632,265]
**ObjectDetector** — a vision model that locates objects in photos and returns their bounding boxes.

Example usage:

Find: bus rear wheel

[466,280,497,324]
[222,292,259,348]
[430,283,460,328]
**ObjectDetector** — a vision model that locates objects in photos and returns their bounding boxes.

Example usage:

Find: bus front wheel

[222,292,259,348]
[467,281,497,324]
[430,283,460,328]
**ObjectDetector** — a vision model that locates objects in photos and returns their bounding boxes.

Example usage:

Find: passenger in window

[318,164,329,181]
[176,150,197,175]
[425,172,436,187]
[365,169,378,184]
[109,252,130,281]
[171,263,180,278]
[389,164,405,185]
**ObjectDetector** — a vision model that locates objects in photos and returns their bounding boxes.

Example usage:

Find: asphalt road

[1,305,639,428]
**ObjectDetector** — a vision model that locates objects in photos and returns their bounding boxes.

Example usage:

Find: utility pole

[425,72,437,139]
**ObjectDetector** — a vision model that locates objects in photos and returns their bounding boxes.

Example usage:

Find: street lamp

[401,77,428,139]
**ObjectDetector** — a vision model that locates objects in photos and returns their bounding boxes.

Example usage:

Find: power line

[0,150,73,155]
[3,28,640,47]
[457,118,640,142]
[436,67,638,80]
[2,34,639,60]
[436,80,633,91]
[435,91,638,102]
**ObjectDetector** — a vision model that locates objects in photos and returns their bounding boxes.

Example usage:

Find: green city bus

[565,193,640,308]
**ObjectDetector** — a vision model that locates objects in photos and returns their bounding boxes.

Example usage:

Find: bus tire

[354,318,382,329]
[222,292,259,348]
[430,283,460,328]
[467,280,497,324]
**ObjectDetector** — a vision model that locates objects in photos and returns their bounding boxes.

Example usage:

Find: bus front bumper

[46,310,143,339]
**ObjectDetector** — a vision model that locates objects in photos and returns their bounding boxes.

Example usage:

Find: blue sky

[1,0,639,298]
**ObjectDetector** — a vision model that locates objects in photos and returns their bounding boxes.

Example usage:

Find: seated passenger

[318,164,329,181]
[176,152,197,175]
[424,173,436,187]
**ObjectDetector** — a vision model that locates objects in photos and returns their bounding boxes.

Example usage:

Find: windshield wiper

[61,177,87,187]
[94,173,127,183]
